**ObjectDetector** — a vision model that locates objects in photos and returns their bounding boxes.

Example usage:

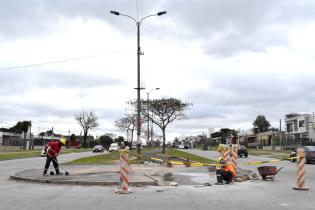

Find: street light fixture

[110,10,166,154]
[146,88,160,147]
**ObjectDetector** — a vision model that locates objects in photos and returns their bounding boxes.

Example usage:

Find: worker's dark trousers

[216,169,233,183]
[43,156,60,175]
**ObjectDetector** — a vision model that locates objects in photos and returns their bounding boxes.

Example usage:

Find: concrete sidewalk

[10,165,159,186]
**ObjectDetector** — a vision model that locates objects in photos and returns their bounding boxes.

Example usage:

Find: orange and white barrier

[223,145,230,162]
[230,144,238,167]
[293,148,309,191]
[116,150,131,194]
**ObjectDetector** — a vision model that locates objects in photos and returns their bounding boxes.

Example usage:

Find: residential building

[284,113,315,145]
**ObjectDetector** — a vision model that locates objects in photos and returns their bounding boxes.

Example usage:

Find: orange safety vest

[224,165,236,177]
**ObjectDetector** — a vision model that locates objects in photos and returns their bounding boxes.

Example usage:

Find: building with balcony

[284,113,315,146]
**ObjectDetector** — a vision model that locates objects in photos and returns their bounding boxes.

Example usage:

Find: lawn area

[66,152,121,165]
[66,149,155,165]
[248,149,291,159]
[0,148,91,161]
[0,150,41,161]
[64,148,216,165]
[166,149,216,164]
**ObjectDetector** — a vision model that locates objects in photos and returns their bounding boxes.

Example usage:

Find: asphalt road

[0,149,314,210]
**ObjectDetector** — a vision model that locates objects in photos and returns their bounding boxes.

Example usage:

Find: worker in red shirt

[43,138,66,176]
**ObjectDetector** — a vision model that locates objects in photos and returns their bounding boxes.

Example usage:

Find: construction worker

[215,157,237,185]
[43,138,66,176]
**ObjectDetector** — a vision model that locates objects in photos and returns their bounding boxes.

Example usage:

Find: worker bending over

[215,157,237,185]
[43,138,66,176]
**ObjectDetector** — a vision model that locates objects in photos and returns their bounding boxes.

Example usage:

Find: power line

[0,48,133,71]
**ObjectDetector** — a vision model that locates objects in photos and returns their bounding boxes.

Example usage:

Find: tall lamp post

[110,10,167,154]
[146,88,160,147]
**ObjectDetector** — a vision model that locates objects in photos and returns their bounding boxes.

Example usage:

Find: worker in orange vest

[215,157,237,185]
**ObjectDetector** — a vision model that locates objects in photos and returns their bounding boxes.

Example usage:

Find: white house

[285,113,315,143]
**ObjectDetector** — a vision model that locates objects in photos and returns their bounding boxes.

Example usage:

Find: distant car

[290,146,315,164]
[238,145,248,158]
[178,144,185,149]
[40,148,46,157]
[184,145,190,149]
[109,143,119,152]
[93,145,105,153]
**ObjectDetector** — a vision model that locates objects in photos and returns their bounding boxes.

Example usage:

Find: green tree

[99,135,113,150]
[253,115,271,133]
[74,111,99,148]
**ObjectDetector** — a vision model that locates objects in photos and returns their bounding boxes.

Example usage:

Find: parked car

[93,145,105,153]
[109,143,119,152]
[290,146,315,164]
[238,145,248,158]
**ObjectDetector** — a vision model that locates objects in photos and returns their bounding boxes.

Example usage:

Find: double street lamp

[110,10,167,154]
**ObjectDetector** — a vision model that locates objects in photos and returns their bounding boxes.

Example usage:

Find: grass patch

[248,149,291,160]
[66,152,121,165]
[0,148,91,161]
[0,150,41,161]
[165,149,216,164]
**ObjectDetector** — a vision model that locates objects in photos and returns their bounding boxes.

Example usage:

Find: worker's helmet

[59,138,66,145]
[217,144,223,152]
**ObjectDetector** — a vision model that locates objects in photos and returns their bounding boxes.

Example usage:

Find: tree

[253,115,270,133]
[140,97,192,153]
[74,111,99,148]
[114,114,136,147]
[0,121,31,149]
[99,135,113,150]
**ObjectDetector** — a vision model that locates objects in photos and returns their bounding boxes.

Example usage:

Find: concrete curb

[10,174,158,186]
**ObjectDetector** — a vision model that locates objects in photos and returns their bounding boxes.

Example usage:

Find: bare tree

[140,97,192,153]
[115,114,136,147]
[74,111,99,148]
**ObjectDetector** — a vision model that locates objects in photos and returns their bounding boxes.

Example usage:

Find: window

[299,120,305,127]
[287,124,293,132]
[294,121,298,131]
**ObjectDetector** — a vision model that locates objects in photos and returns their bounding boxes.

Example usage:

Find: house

[284,113,315,146]
[238,130,284,149]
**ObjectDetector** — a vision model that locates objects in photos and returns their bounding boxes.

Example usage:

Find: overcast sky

[1,0,315,142]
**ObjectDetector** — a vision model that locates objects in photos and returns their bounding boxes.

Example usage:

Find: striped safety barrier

[115,150,131,194]
[293,148,309,191]
[230,144,238,167]
[223,144,230,162]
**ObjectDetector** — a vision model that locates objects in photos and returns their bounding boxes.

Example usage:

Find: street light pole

[110,10,166,154]
[146,88,160,147]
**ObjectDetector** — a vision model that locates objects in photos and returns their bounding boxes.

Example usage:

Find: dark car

[238,145,248,158]
[93,145,105,153]
[290,146,315,164]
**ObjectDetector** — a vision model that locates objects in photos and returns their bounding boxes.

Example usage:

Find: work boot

[43,169,48,176]
[215,176,224,185]
[55,168,63,175]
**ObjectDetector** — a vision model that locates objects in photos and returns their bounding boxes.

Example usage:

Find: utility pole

[110,10,167,155]
[29,120,32,150]
[279,119,283,150]
[68,130,71,148]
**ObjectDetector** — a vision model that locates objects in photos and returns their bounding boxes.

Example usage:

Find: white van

[109,143,119,152]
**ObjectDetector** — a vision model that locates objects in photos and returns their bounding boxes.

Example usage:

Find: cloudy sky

[1,0,315,142]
